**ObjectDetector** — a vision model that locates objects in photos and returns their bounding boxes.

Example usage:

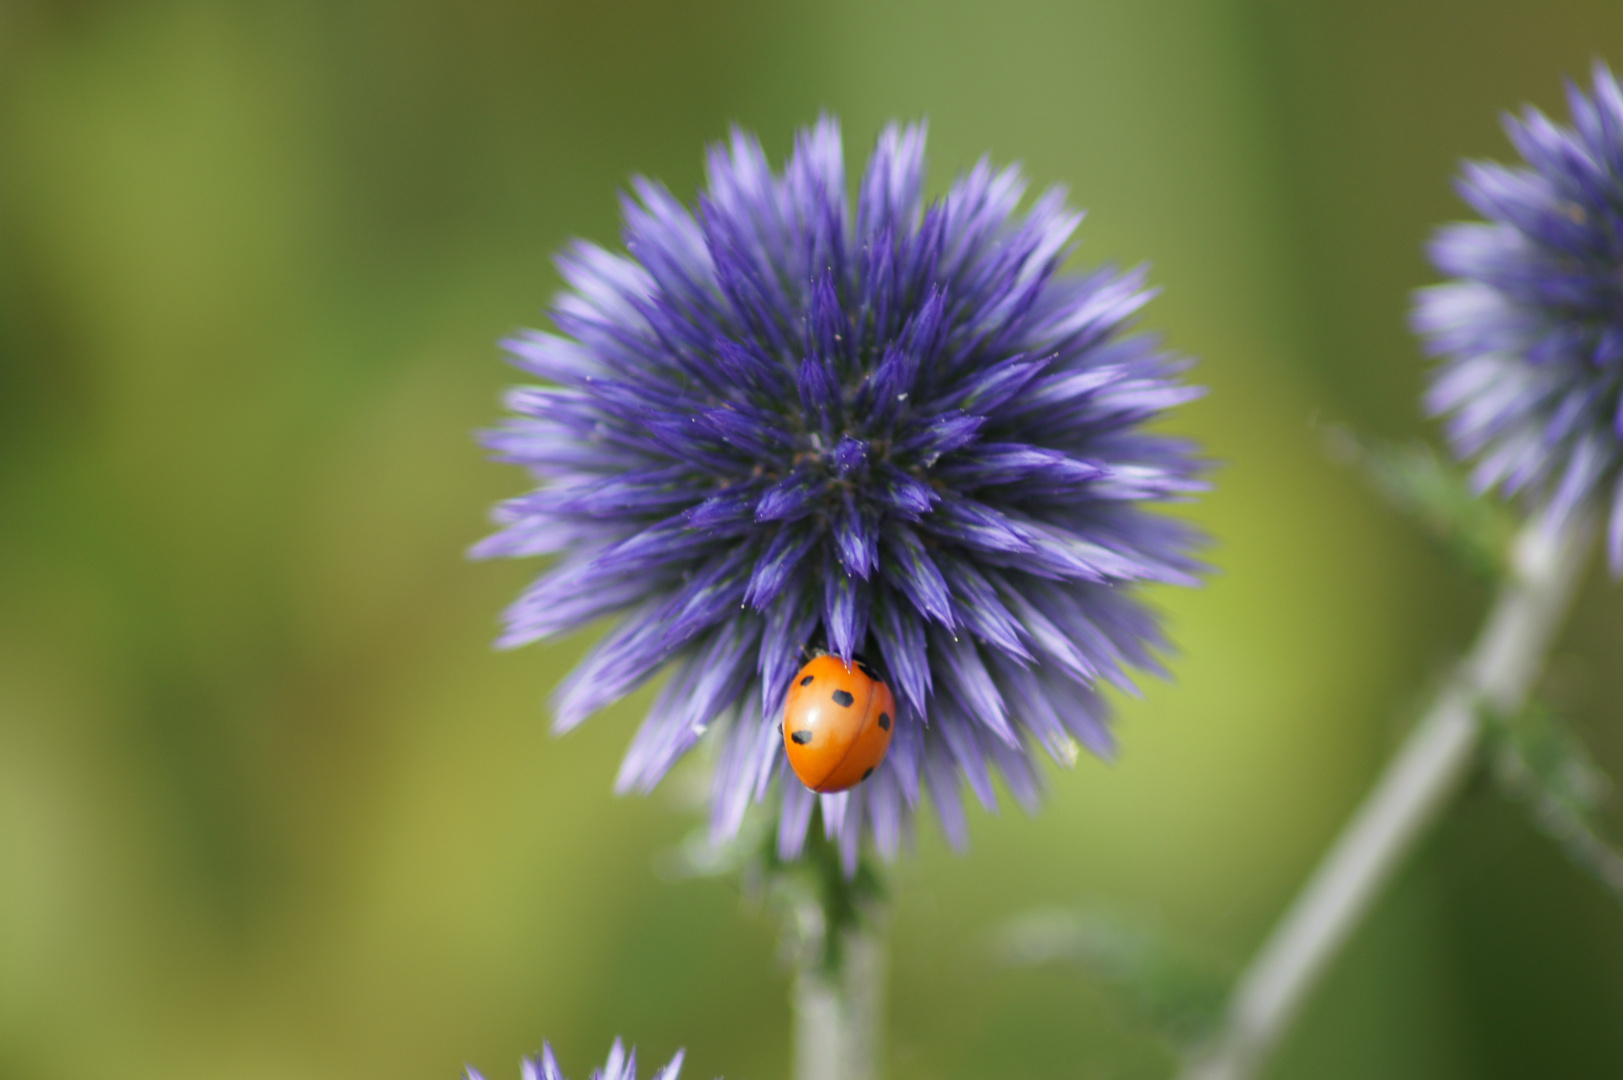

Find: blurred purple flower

[476,117,1206,871]
[466,1040,684,1080]
[1416,63,1623,567]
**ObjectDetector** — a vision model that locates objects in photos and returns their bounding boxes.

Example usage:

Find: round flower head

[1415,63,1623,565]
[466,1039,686,1080]
[476,117,1206,872]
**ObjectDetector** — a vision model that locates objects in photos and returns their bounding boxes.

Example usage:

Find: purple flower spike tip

[467,1039,688,1080]
[478,116,1208,865]
[1416,63,1623,568]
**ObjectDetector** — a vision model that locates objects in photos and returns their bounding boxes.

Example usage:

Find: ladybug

[779,652,896,793]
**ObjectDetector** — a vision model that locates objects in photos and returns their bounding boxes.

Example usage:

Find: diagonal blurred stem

[1180,514,1595,1080]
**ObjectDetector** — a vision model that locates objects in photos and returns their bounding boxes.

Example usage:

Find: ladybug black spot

[878,712,891,731]
[791,729,813,745]
[862,767,873,780]
[832,689,855,708]
[800,675,814,686]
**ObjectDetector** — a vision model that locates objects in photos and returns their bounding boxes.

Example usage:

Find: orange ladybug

[780,652,896,793]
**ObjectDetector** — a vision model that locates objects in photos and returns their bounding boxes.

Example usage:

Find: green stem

[793,916,886,1080]
[1180,515,1595,1080]
[782,823,888,1080]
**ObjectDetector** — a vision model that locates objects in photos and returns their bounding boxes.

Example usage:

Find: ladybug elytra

[780,652,896,793]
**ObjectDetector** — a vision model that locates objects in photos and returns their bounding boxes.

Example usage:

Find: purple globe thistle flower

[475,117,1206,872]
[465,1040,686,1080]
[1415,63,1623,567]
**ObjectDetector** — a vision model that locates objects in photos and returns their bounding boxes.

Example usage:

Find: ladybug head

[799,639,887,687]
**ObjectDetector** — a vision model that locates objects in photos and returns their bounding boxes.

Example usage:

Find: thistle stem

[1180,515,1594,1080]
[780,824,888,1080]
[792,917,886,1080]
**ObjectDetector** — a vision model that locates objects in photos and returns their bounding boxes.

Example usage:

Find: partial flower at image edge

[466,1040,689,1080]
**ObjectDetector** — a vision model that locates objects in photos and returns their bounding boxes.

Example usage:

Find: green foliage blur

[5,1,1623,1077]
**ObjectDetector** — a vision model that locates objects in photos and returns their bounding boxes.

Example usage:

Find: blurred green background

[5,1,1623,1077]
